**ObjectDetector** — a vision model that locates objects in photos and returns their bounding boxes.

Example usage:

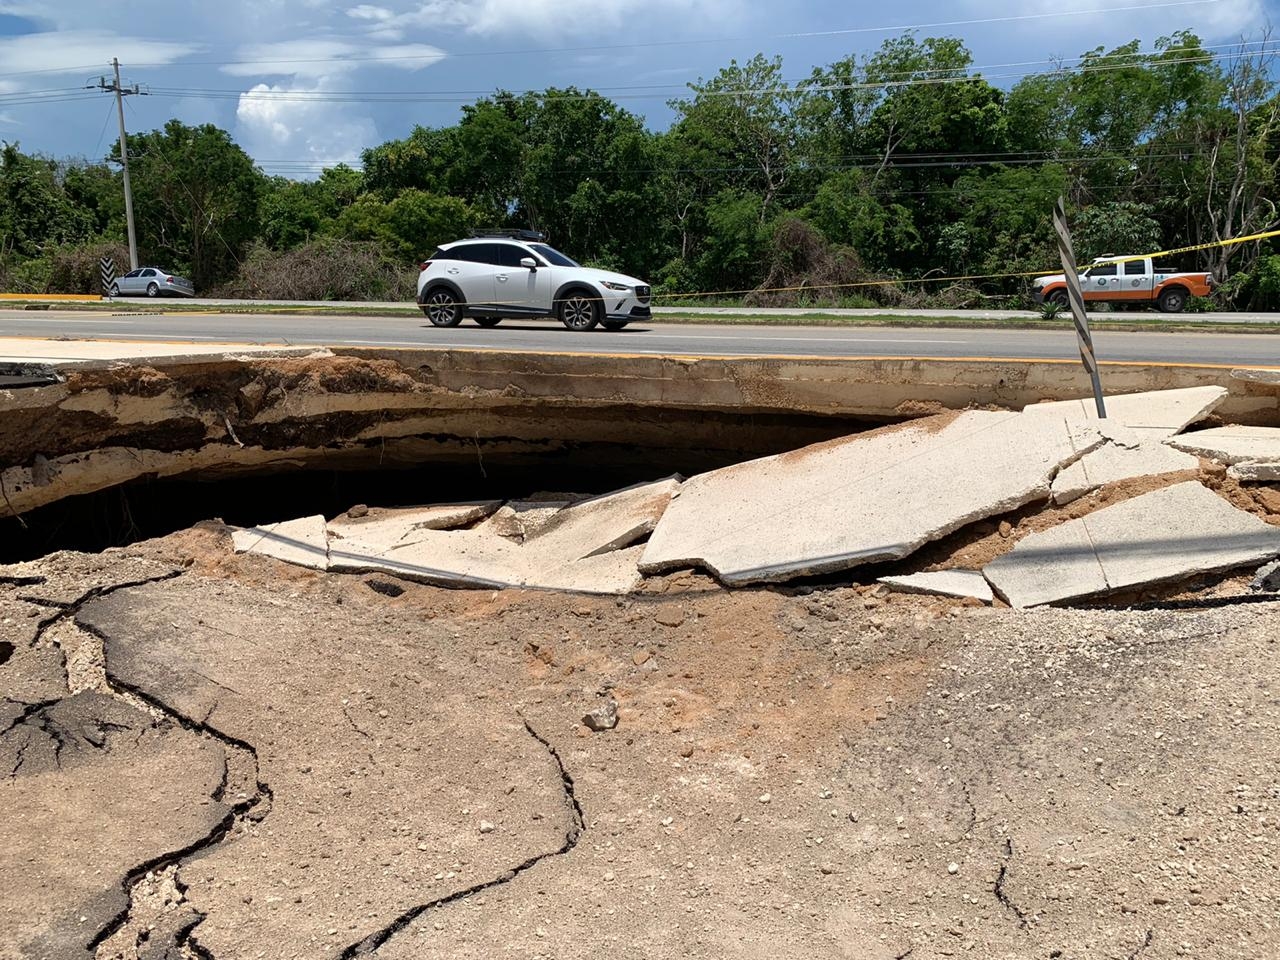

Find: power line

[121,0,1228,69]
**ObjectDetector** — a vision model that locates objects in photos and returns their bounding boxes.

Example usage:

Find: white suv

[416,231,652,331]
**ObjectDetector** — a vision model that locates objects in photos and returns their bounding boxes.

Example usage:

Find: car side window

[141,269,156,277]
[495,244,529,268]
[451,245,493,263]
[1090,263,1117,277]
[124,270,140,278]
[429,247,452,261]
[1123,261,1146,275]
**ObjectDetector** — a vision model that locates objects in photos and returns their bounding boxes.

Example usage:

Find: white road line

[651,333,967,344]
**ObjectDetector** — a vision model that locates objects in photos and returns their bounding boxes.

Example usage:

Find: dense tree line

[3,31,1279,307]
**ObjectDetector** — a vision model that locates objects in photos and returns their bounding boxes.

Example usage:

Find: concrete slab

[1051,441,1199,504]
[328,527,523,589]
[1167,426,1280,464]
[879,570,993,603]
[984,481,1280,607]
[524,478,681,560]
[1230,461,1280,482]
[321,480,678,594]
[640,410,1104,585]
[327,501,501,551]
[231,515,329,570]
[1023,386,1228,441]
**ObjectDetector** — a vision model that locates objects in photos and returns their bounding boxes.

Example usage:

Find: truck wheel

[1157,287,1188,313]
[1047,290,1069,307]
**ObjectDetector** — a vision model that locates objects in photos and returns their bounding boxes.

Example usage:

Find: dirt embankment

[3,526,1278,959]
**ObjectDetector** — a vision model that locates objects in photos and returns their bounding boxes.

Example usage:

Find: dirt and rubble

[2,519,1279,959]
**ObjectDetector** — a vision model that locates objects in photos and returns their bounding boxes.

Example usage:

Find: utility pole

[90,60,145,270]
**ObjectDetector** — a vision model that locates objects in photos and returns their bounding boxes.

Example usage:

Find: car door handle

[496,274,509,282]
[446,267,459,275]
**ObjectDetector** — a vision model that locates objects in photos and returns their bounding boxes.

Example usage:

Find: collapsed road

[1,344,1279,959]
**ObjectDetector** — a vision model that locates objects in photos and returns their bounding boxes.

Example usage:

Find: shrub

[212,239,417,302]
[745,218,884,308]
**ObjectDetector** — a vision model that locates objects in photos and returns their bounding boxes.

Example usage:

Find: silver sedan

[109,267,196,298]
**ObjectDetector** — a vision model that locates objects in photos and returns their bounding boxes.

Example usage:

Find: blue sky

[0,0,1272,178]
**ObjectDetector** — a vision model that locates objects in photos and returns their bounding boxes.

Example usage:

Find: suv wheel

[423,288,464,327]
[559,291,601,331]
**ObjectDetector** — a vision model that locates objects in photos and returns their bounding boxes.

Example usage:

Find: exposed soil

[4,526,1279,959]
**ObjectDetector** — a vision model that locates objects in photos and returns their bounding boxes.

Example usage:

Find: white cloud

[0,30,199,76]
[236,79,378,168]
[367,0,745,39]
[220,39,445,78]
[347,4,394,21]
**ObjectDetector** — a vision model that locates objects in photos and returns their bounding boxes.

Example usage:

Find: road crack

[339,715,585,958]
[72,596,274,957]
[993,837,1029,929]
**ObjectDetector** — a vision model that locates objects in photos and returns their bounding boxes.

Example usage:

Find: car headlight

[600,281,629,292]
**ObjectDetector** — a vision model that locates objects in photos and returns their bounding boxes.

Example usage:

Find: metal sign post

[100,257,116,296]
[1052,196,1106,419]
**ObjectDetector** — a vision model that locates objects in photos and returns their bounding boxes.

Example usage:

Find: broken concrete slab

[984,481,1280,607]
[330,529,647,594]
[327,501,501,552]
[1230,461,1280,482]
[879,570,994,603]
[329,527,524,589]
[523,477,681,560]
[299,479,678,594]
[231,514,329,570]
[1051,441,1199,504]
[0,692,230,960]
[1023,386,1228,441]
[640,410,1104,585]
[1025,387,1229,503]
[1167,425,1280,464]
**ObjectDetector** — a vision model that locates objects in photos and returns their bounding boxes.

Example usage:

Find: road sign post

[1052,196,1107,419]
[100,257,116,296]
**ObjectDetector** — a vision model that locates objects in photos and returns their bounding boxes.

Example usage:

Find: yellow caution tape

[651,225,1280,301]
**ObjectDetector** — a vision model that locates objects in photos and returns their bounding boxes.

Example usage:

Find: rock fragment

[582,699,619,732]
[1251,559,1280,593]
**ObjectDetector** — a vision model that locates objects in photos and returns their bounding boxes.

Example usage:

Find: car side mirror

[520,257,537,270]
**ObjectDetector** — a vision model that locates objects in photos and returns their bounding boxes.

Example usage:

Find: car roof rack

[470,228,547,242]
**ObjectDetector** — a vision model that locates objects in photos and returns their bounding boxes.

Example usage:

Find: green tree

[0,144,94,259]
[123,121,264,287]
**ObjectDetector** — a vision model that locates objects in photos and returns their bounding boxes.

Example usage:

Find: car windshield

[529,244,579,268]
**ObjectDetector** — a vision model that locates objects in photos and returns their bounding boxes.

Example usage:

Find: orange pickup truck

[1032,256,1215,313]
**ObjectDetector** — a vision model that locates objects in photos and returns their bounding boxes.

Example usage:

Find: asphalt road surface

[1,309,1278,366]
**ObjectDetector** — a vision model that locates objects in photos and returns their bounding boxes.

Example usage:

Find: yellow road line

[0,293,103,302]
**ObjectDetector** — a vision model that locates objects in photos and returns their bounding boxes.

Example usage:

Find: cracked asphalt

[2,528,1279,959]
